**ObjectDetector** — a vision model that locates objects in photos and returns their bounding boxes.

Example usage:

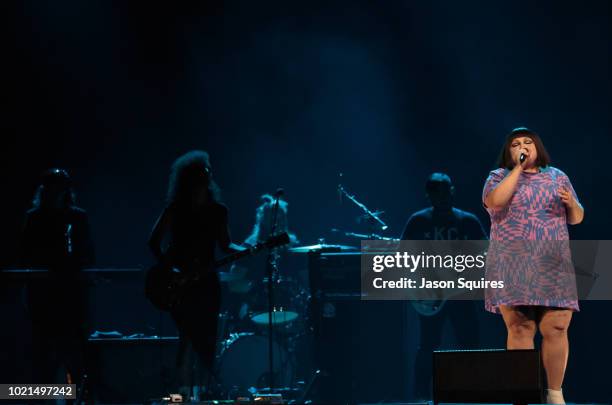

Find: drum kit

[214,242,357,398]
[214,181,391,399]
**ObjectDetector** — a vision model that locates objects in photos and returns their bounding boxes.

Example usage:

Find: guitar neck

[211,233,289,270]
[213,249,254,269]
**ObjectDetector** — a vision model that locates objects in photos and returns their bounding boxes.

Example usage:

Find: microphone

[65,224,73,254]
[519,153,526,163]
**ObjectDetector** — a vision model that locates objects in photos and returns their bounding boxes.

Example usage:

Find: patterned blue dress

[482,166,580,313]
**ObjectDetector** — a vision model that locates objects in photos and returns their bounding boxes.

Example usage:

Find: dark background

[2,0,611,402]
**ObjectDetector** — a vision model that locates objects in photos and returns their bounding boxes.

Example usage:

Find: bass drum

[217,334,294,394]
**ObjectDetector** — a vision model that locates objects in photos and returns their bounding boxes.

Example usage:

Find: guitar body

[145,232,290,312]
[411,299,446,317]
[144,262,183,311]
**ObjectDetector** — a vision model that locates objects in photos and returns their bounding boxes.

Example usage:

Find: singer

[482,127,584,405]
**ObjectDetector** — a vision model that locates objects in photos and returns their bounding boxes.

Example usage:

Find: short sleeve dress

[482,166,580,313]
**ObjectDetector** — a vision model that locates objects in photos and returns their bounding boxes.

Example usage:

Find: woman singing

[482,127,584,404]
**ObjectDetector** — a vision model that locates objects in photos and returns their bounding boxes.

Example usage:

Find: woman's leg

[499,305,537,349]
[538,308,572,390]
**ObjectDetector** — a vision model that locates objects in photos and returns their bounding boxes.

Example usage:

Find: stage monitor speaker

[433,349,543,405]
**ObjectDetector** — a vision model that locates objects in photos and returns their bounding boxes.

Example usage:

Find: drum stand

[265,188,284,392]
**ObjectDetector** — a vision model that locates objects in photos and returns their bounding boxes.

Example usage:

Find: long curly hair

[167,150,220,205]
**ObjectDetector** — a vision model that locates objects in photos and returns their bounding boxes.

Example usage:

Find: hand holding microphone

[514,147,528,170]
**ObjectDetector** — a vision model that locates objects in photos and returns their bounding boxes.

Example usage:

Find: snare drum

[249,277,302,326]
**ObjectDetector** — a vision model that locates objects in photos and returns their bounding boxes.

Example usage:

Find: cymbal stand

[265,188,283,392]
[337,184,388,231]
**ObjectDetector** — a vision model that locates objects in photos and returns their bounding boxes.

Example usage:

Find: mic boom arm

[337,184,388,231]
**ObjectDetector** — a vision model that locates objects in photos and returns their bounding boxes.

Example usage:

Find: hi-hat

[288,243,357,253]
[218,272,244,282]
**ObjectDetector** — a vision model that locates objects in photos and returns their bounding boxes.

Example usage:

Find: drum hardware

[216,265,312,395]
[215,179,395,399]
[330,227,399,242]
[224,265,253,294]
[145,233,289,311]
[337,182,388,231]
[263,188,284,392]
[216,334,293,397]
[218,271,244,283]
[288,242,357,253]
[249,276,302,327]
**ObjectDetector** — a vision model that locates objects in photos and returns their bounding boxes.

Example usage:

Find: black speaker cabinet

[433,349,543,405]
[309,253,409,404]
[87,337,179,403]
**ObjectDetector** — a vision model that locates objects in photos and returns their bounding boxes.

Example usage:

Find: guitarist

[400,172,486,400]
[148,150,244,399]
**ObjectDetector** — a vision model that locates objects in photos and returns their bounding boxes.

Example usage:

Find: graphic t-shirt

[401,207,487,241]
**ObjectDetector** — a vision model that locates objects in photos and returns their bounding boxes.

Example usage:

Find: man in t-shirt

[401,173,486,241]
[401,172,487,400]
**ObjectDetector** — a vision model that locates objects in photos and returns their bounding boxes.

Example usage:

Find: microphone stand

[337,184,388,231]
[330,228,399,242]
[265,189,283,393]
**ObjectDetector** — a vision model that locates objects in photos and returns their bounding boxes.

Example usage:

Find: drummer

[244,193,299,248]
[219,193,300,328]
[242,193,299,282]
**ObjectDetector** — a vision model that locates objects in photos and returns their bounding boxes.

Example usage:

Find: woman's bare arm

[148,208,172,261]
[484,165,523,210]
[559,187,584,225]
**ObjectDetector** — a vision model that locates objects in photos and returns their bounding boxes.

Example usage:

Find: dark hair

[425,172,452,193]
[167,150,220,205]
[496,127,551,169]
[32,168,76,209]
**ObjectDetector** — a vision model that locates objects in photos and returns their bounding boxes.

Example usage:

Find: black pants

[171,273,221,387]
[27,279,89,396]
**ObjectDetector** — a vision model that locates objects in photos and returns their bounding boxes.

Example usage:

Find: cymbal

[288,244,357,253]
[218,272,244,282]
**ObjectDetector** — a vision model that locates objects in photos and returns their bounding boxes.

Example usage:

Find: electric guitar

[145,232,290,311]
